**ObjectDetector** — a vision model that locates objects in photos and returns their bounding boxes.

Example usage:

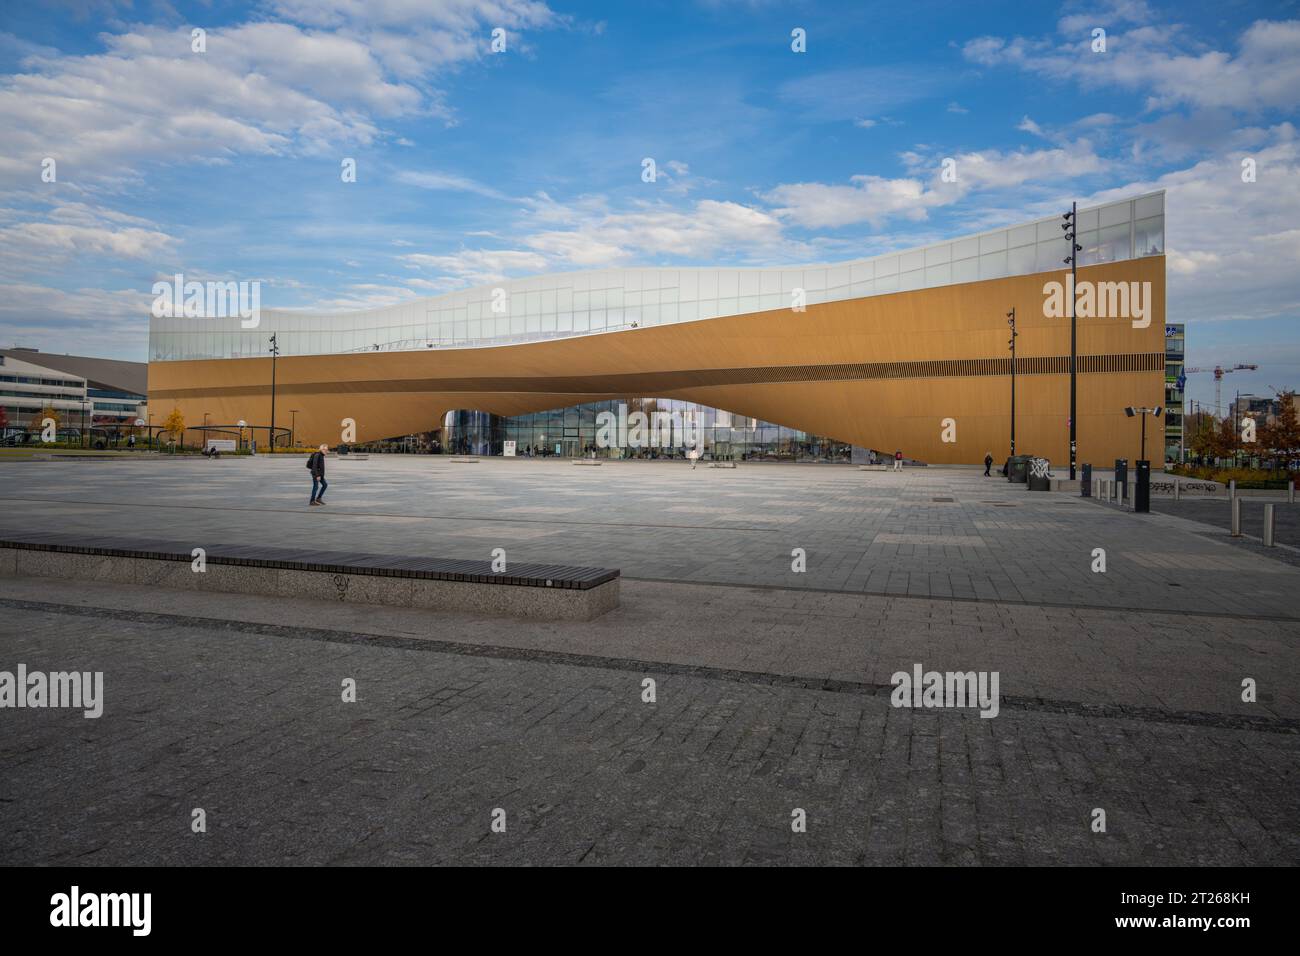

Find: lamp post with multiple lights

[1125,405,1163,462]
[1062,202,1081,479]
[269,333,279,452]
[1007,307,1018,457]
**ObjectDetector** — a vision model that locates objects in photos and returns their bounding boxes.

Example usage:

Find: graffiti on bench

[1150,481,1218,495]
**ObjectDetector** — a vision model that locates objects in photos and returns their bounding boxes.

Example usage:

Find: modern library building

[148,191,1167,465]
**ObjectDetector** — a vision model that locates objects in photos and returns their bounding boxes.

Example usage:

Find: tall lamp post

[290,409,299,450]
[1125,405,1163,462]
[1063,203,1081,479]
[1007,307,1018,456]
[268,333,279,452]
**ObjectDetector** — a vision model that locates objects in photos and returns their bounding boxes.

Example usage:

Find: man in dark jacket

[984,452,994,477]
[308,444,328,506]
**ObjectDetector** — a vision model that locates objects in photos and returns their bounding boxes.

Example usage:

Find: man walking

[984,452,994,477]
[893,449,903,472]
[308,444,328,506]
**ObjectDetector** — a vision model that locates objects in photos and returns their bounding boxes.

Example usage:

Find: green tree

[1214,416,1242,465]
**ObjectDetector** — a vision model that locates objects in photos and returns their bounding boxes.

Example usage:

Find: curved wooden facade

[149,257,1166,465]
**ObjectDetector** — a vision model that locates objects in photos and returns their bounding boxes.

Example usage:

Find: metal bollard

[1263,504,1275,547]
[1290,480,1295,505]
[1174,478,1180,502]
[1231,496,1242,537]
[1229,479,1236,501]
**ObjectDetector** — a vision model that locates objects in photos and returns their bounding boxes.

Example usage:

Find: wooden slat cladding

[152,352,1165,400]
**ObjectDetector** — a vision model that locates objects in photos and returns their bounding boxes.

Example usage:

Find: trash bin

[1027,458,1052,491]
[1005,454,1032,483]
[1081,463,1092,497]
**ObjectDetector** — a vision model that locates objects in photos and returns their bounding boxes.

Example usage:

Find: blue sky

[1,0,1297,409]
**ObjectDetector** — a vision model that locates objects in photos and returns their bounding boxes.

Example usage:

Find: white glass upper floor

[149,191,1164,362]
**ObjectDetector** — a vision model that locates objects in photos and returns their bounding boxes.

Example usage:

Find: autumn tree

[1260,392,1300,471]
[162,407,186,447]
[1188,412,1220,462]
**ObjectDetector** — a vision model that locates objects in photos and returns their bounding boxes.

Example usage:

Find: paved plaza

[0,457,1297,865]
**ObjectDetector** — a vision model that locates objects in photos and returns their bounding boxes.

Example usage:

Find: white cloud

[400,247,550,284]
[1017,116,1045,137]
[0,4,566,189]
[762,175,943,230]
[395,169,515,200]
[964,18,1300,114]
[391,196,800,290]
[1061,125,1300,327]
[0,282,153,356]
[0,200,177,277]
[763,142,1107,229]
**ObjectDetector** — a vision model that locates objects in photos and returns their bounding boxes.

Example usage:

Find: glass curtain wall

[441,398,853,462]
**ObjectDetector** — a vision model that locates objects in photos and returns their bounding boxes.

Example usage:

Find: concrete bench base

[858,464,889,471]
[447,457,480,463]
[0,540,619,622]
[709,461,737,469]
[572,459,602,466]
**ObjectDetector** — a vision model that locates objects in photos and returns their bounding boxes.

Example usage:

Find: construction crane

[1183,364,1259,417]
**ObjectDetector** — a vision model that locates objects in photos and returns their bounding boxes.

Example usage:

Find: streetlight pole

[1007,307,1017,457]
[290,409,299,450]
[268,333,279,452]
[1125,406,1163,462]
[1063,202,1080,479]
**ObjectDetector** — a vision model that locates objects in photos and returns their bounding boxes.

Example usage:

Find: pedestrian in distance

[984,452,994,477]
[893,449,903,472]
[308,444,328,506]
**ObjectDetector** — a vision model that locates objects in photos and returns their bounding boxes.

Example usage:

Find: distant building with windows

[1164,324,1185,463]
[1230,393,1279,426]
[0,348,147,443]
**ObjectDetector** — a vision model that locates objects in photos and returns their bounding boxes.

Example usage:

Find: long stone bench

[0,532,619,621]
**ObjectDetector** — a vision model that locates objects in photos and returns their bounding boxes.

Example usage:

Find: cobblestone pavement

[2,459,1296,865]
[0,577,1296,866]
[2,457,1297,618]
